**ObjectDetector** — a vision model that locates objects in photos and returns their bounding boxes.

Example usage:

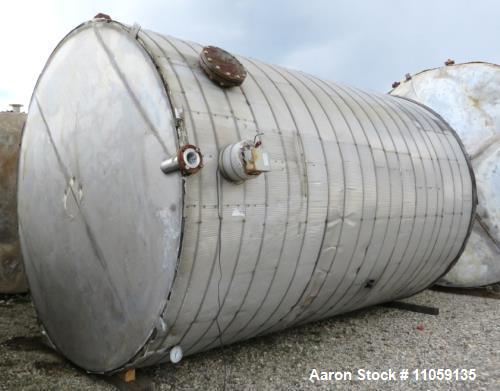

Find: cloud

[1,0,499,110]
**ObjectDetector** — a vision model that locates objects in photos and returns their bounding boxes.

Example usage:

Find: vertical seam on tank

[180,40,252,354]
[184,91,262,351]
[377,100,446,296]
[286,74,370,323]
[202,57,306,342]
[92,27,173,157]
[393,102,465,293]
[291,79,385,322]
[240,59,312,335]
[153,35,223,347]
[252,67,331,329]
[373,99,444,295]
[416,115,466,288]
[232,69,348,338]
[136,31,202,364]
[136,31,182,151]
[321,85,420,315]
[34,97,126,315]
[375,100,446,295]
[394,96,477,292]
[343,90,432,310]
[388,100,460,294]
[289,73,366,322]
[389,101,461,293]
[196,64,292,351]
[340,92,435,305]
[133,33,188,338]
[340,90,423,298]
[310,83,401,318]
[415,122,465,289]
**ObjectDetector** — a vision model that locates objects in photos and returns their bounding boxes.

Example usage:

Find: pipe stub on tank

[160,144,203,176]
[219,138,270,183]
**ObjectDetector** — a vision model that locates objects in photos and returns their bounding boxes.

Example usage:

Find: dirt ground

[0,288,498,390]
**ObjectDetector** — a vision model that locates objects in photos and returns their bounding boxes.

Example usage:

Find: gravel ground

[0,289,498,390]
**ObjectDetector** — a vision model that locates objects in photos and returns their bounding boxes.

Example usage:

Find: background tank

[18,18,476,373]
[391,62,500,287]
[0,105,28,294]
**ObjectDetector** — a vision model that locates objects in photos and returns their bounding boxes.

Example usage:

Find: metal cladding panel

[18,20,476,373]
[0,112,28,293]
[391,62,499,287]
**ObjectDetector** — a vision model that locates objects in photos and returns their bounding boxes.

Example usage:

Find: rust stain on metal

[0,111,28,293]
[199,46,247,88]
[0,152,17,190]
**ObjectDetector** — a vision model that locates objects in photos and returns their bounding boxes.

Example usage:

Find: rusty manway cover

[199,45,247,87]
[0,111,28,293]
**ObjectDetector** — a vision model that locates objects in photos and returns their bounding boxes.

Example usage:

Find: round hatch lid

[199,45,247,87]
[18,20,182,373]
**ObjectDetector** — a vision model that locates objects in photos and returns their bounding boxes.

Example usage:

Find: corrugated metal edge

[391,95,478,294]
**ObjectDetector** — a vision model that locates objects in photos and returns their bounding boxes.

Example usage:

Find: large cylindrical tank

[391,62,500,287]
[18,19,476,373]
[0,108,28,293]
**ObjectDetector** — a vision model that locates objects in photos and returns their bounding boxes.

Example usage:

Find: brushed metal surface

[0,111,28,294]
[19,20,476,373]
[391,62,500,287]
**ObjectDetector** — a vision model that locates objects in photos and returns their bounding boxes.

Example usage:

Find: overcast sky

[1,0,499,111]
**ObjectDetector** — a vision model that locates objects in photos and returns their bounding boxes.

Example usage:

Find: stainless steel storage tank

[18,18,476,374]
[391,62,499,287]
[0,107,28,293]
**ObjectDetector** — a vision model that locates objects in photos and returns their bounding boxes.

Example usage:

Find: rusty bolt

[445,59,455,66]
[405,73,412,81]
[392,81,401,89]
[94,13,112,20]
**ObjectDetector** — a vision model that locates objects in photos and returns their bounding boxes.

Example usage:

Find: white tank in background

[391,62,500,287]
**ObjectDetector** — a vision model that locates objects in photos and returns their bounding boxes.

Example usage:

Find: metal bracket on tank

[174,107,189,146]
[160,144,203,176]
[129,23,141,38]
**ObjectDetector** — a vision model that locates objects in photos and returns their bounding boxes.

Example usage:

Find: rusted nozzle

[161,144,203,176]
